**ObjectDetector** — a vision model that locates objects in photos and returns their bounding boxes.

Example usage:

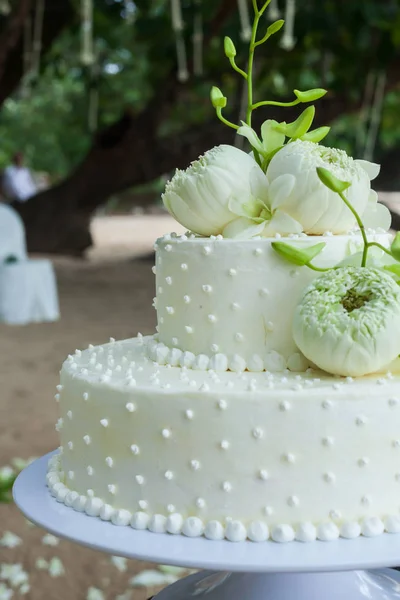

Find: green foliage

[0,0,399,178]
[272,241,326,267]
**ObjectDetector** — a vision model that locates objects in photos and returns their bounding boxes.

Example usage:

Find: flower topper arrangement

[163,0,388,240]
[162,0,400,379]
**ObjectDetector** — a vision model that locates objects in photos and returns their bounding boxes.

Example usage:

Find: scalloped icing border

[47,453,400,543]
[144,336,311,373]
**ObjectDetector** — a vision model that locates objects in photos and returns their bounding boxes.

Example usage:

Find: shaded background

[1,0,400,597]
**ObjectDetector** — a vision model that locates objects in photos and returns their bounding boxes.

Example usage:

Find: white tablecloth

[0,259,59,325]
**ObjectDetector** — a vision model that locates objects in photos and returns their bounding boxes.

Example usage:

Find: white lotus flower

[293,266,400,377]
[162,144,262,236]
[222,167,302,238]
[267,140,390,234]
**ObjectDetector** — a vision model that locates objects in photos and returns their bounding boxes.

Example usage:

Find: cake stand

[13,452,400,599]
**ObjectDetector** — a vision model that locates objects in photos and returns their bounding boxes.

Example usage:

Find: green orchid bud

[265,19,285,39]
[210,86,227,109]
[275,106,315,139]
[316,167,351,194]
[391,232,400,261]
[301,126,330,143]
[271,241,326,267]
[224,36,237,58]
[294,88,327,103]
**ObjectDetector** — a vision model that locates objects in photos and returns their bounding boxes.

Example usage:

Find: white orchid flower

[237,119,285,158]
[266,140,390,234]
[222,167,303,239]
[293,266,400,377]
[162,144,264,236]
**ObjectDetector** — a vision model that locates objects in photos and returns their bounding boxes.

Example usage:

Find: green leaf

[391,232,400,261]
[271,241,326,266]
[294,88,327,103]
[275,106,315,139]
[384,264,400,277]
[316,167,351,193]
[301,126,330,143]
[210,86,227,109]
[224,36,236,58]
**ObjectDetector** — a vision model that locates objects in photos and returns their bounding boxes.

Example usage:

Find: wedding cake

[48,4,400,543]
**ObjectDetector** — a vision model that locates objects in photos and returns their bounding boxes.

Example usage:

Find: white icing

[204,520,225,541]
[361,517,385,537]
[112,509,132,527]
[85,497,103,517]
[226,521,247,542]
[182,517,204,538]
[317,523,339,542]
[295,522,317,543]
[247,521,269,543]
[149,514,167,533]
[271,525,295,543]
[166,513,184,535]
[340,521,361,539]
[385,516,400,534]
[131,511,150,530]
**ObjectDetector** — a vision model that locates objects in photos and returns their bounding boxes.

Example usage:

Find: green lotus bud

[294,88,327,102]
[275,106,315,139]
[391,232,400,261]
[271,241,326,266]
[210,86,227,109]
[293,266,400,377]
[316,167,351,194]
[224,36,236,58]
[301,126,330,143]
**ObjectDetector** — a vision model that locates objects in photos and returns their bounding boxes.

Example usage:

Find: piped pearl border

[145,336,310,373]
[47,453,400,543]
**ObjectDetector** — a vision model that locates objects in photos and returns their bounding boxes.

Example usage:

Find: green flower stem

[338,190,369,267]
[228,57,248,80]
[252,98,301,110]
[247,1,274,125]
[306,262,331,273]
[367,241,394,258]
[246,12,259,125]
[216,108,239,131]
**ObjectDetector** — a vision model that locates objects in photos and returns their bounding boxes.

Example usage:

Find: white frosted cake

[48,227,400,543]
[48,6,400,543]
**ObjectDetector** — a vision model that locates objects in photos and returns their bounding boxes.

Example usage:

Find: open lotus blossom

[266,140,390,234]
[222,166,302,238]
[162,144,262,237]
[293,266,400,377]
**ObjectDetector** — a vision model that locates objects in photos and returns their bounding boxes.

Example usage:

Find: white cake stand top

[13,452,400,574]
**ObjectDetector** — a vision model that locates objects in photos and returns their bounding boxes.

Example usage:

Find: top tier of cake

[152,231,390,372]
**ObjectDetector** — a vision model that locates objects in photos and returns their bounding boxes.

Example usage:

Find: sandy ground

[0,214,187,599]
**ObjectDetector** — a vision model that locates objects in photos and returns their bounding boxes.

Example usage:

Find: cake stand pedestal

[13,452,400,600]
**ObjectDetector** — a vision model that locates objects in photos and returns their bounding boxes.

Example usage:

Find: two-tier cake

[48,5,400,543]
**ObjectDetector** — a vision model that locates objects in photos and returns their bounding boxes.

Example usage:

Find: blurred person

[2,152,38,202]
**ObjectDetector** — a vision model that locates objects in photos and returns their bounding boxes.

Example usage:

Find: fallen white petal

[0,533,22,549]
[41,534,59,547]
[48,557,65,578]
[110,556,128,572]
[129,570,179,588]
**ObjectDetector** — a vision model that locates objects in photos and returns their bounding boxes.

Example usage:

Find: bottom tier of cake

[49,336,400,543]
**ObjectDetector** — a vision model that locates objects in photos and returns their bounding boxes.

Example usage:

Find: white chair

[0,204,59,325]
[0,203,27,261]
